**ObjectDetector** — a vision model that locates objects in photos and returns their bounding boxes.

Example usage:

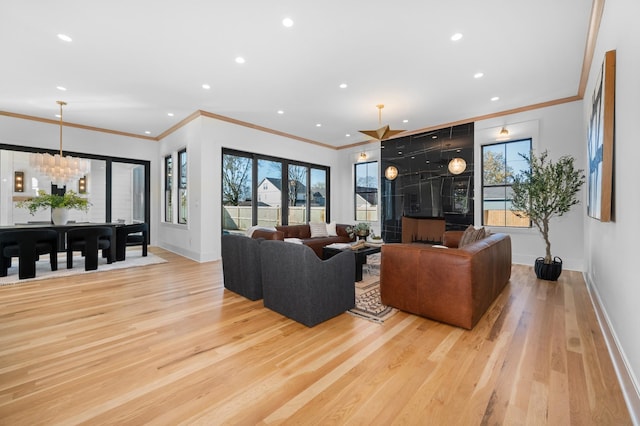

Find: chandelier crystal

[29,101,90,186]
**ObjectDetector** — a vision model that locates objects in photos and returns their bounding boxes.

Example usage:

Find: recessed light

[277,110,284,115]
[282,17,294,27]
[167,113,174,117]
[346,134,351,137]
[403,119,409,123]
[432,135,438,139]
[474,72,484,79]
[145,131,151,135]
[57,34,72,42]
[56,86,67,91]
[235,57,246,64]
[491,96,500,101]
[316,123,322,127]
[451,33,463,41]
[398,151,403,155]
[202,84,211,90]
[339,83,348,89]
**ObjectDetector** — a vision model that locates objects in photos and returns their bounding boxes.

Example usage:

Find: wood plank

[0,248,632,425]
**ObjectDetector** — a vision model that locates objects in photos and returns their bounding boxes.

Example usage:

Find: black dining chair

[115,223,148,261]
[0,229,58,279]
[66,227,113,271]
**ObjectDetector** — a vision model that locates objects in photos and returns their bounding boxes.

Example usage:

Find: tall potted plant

[17,190,90,225]
[510,150,585,281]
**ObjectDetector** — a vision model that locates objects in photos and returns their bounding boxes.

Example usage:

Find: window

[222,148,329,232]
[1,144,150,227]
[164,155,173,222]
[178,149,187,224]
[482,139,531,227]
[354,161,378,221]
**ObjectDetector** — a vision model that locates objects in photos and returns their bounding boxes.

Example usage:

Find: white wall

[476,101,586,271]
[157,116,344,262]
[582,0,640,418]
[0,115,160,240]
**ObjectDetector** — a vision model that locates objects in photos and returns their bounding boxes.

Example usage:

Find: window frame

[221,148,330,230]
[164,154,173,223]
[481,138,532,228]
[354,160,379,222]
[177,148,187,224]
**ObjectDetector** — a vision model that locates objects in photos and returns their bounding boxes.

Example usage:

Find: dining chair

[66,226,113,271]
[0,229,58,279]
[115,223,148,261]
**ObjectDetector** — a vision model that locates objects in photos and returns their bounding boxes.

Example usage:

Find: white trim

[584,272,640,425]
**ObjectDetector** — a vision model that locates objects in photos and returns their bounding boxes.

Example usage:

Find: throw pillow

[458,225,476,247]
[459,226,486,247]
[309,222,329,238]
[326,221,338,237]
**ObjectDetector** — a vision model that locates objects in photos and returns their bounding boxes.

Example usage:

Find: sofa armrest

[251,229,284,240]
[442,230,464,248]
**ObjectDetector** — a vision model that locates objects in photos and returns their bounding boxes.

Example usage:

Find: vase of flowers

[347,223,372,240]
[17,190,90,225]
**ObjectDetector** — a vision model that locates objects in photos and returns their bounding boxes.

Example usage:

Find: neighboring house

[257,177,307,207]
[257,178,283,207]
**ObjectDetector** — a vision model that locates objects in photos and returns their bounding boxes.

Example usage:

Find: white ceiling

[0,1,593,148]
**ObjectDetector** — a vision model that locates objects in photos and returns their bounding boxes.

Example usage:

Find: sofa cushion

[459,225,486,247]
[326,221,338,237]
[309,222,329,238]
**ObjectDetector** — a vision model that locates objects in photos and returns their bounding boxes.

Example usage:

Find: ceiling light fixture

[29,101,90,185]
[499,127,509,136]
[57,34,72,42]
[448,157,467,175]
[451,33,463,41]
[474,72,484,79]
[491,96,500,101]
[358,152,368,162]
[359,104,405,141]
[56,86,67,91]
[202,84,211,89]
[385,165,398,180]
[235,57,246,64]
[282,18,294,27]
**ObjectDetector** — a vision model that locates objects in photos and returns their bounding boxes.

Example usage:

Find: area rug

[348,274,398,323]
[0,251,166,286]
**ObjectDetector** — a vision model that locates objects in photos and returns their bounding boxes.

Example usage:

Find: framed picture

[587,49,616,222]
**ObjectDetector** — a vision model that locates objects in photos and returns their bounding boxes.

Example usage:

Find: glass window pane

[288,164,307,225]
[178,150,187,224]
[222,153,253,232]
[257,159,282,227]
[310,168,326,222]
[482,139,531,228]
[112,162,145,224]
[165,155,173,223]
[354,161,378,221]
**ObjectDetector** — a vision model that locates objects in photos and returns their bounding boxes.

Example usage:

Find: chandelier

[359,104,405,141]
[29,101,90,186]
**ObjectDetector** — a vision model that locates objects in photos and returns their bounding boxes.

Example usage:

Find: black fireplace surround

[381,123,474,243]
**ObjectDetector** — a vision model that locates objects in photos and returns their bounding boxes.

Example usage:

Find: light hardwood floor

[0,247,631,425]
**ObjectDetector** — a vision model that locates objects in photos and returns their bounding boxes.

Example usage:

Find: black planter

[534,257,563,281]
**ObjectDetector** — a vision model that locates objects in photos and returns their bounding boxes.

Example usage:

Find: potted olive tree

[17,190,90,225]
[510,150,585,281]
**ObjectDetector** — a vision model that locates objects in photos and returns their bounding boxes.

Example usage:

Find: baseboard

[584,272,640,425]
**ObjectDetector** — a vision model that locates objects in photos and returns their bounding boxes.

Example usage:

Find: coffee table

[322,245,382,282]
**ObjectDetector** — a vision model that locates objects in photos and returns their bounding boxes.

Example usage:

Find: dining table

[0,222,126,261]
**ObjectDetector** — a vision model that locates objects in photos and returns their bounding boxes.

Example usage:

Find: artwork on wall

[587,49,615,222]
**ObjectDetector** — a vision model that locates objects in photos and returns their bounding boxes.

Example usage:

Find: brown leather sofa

[380,231,512,329]
[251,224,353,258]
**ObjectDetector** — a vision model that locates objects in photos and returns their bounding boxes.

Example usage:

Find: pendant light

[29,101,90,185]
